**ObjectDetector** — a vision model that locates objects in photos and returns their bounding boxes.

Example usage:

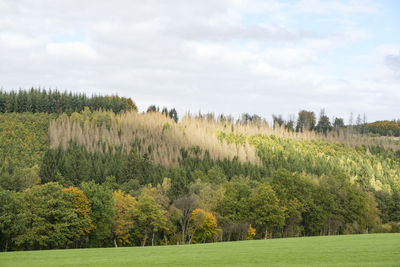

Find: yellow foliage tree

[112,190,136,247]
[247,224,256,240]
[63,187,95,238]
[365,192,381,233]
[188,208,218,244]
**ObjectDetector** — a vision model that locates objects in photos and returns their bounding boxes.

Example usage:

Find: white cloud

[385,51,400,72]
[295,0,378,15]
[0,0,398,122]
[0,33,42,49]
[46,42,99,61]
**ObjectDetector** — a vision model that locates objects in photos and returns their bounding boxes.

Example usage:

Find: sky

[0,0,399,123]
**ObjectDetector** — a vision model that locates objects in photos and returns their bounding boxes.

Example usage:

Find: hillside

[46,109,400,192]
[365,120,400,137]
[0,234,399,266]
[1,89,400,252]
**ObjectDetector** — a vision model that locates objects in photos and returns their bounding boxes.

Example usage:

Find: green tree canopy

[131,195,168,246]
[15,183,85,250]
[80,181,114,247]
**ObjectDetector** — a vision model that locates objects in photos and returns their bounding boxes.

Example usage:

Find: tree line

[0,88,137,114]
[3,166,398,251]
[365,120,400,137]
[1,89,398,137]
[273,110,400,137]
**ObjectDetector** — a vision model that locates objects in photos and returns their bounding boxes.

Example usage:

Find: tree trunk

[182,227,185,245]
[182,218,190,245]
[142,232,148,247]
[114,238,118,248]
[264,228,268,239]
[152,232,155,246]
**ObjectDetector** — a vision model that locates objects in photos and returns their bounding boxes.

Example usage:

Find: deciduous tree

[131,195,168,246]
[249,183,285,238]
[15,183,84,250]
[112,190,136,247]
[80,181,114,247]
[188,209,218,243]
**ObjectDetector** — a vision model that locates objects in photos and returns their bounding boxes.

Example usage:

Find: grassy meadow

[1,234,399,267]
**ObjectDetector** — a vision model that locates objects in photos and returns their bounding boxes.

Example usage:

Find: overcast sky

[1,0,399,122]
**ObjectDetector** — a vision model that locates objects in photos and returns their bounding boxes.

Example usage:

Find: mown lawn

[0,234,399,266]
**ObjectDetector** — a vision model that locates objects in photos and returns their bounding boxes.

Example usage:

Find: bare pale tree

[174,195,197,244]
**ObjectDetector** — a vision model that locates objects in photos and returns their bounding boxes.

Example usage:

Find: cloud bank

[0,0,399,122]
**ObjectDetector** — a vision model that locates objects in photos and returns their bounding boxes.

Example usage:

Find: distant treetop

[0,88,137,114]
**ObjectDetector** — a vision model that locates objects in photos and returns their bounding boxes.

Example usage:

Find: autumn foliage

[63,186,95,235]
[112,190,136,246]
[247,224,256,240]
[189,209,218,243]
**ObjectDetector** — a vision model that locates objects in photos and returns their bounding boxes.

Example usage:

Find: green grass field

[1,234,399,266]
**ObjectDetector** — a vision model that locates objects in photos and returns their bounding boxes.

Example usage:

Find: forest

[0,89,400,252]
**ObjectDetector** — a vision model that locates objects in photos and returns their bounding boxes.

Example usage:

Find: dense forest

[0,89,399,252]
